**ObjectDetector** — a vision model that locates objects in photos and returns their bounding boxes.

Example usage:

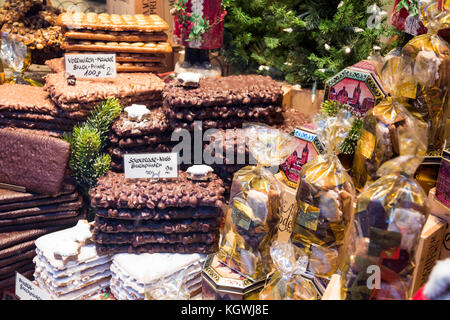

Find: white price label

[65,54,116,79]
[15,272,51,300]
[124,153,178,179]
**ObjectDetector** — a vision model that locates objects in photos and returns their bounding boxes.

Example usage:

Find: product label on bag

[124,153,178,179]
[15,272,51,300]
[65,54,116,79]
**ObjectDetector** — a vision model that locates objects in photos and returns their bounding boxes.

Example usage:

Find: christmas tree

[221,0,406,88]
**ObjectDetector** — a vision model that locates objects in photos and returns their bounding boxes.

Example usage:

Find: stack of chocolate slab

[90,169,225,255]
[0,227,65,291]
[33,220,112,300]
[110,253,205,300]
[163,75,285,132]
[56,12,172,73]
[0,84,86,137]
[108,105,173,172]
[0,128,84,291]
[44,72,165,113]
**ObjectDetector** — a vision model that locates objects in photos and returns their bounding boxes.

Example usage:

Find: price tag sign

[124,153,178,179]
[65,53,116,79]
[15,272,51,300]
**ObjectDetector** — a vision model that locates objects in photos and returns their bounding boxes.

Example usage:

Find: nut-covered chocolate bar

[90,169,225,255]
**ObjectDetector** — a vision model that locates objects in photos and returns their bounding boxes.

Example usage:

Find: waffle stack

[108,106,173,173]
[56,12,172,73]
[33,220,112,300]
[90,169,226,255]
[110,253,205,300]
[163,75,285,132]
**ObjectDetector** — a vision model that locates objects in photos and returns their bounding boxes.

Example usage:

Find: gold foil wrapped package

[352,56,428,189]
[291,110,356,279]
[343,125,429,300]
[401,0,450,155]
[0,32,40,86]
[218,124,301,280]
[259,241,321,300]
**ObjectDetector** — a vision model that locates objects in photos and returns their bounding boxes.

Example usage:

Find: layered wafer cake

[44,72,165,113]
[56,12,172,73]
[33,220,112,300]
[110,253,205,300]
[90,166,225,255]
[108,104,173,172]
[163,74,285,132]
[0,85,87,136]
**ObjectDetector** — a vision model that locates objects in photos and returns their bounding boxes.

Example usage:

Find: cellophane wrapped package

[343,120,430,300]
[218,124,301,280]
[290,110,357,280]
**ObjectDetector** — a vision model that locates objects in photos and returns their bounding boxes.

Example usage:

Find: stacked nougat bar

[108,106,173,173]
[163,75,285,131]
[90,170,225,255]
[56,12,172,73]
[34,220,112,300]
[110,253,204,300]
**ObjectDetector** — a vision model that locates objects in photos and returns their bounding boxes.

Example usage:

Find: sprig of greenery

[63,98,122,220]
[321,99,363,155]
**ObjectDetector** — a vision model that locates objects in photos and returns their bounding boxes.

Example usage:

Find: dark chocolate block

[0,128,71,195]
[92,230,219,246]
[0,196,83,219]
[93,216,221,234]
[44,72,165,105]
[54,95,162,112]
[0,214,82,233]
[0,117,75,132]
[0,210,80,227]
[0,228,61,250]
[0,248,35,268]
[0,266,33,290]
[0,192,79,212]
[163,75,283,108]
[95,242,219,255]
[0,259,34,278]
[90,171,225,210]
[0,181,76,205]
[0,240,35,260]
[95,206,222,221]
[111,108,169,137]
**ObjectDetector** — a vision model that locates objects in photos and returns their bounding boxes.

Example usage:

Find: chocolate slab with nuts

[0,128,71,195]
[95,242,218,255]
[90,171,225,210]
[44,72,165,105]
[111,107,169,137]
[163,75,283,108]
[109,132,173,148]
[165,104,282,122]
[108,143,174,161]
[94,216,221,234]
[92,230,219,246]
[95,206,222,221]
